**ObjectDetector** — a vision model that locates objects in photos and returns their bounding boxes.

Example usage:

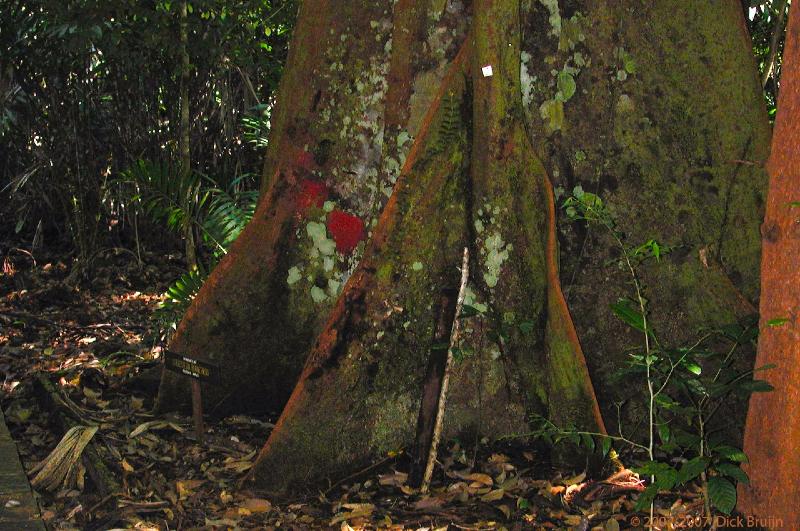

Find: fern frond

[430,90,462,155]
[118,159,210,233]
[154,267,207,329]
[201,179,258,255]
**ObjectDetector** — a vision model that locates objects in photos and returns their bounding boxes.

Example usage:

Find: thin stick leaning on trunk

[421,246,470,494]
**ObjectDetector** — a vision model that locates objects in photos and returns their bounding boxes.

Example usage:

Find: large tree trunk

[158,0,769,494]
[739,2,800,528]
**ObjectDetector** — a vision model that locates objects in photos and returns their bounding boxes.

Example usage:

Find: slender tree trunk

[179,0,196,268]
[158,0,769,494]
[739,3,800,528]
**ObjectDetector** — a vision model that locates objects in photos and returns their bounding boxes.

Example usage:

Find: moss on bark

[519,0,769,436]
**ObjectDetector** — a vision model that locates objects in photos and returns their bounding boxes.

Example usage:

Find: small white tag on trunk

[481,65,493,77]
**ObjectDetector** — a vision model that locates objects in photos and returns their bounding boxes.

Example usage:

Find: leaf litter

[1,251,711,529]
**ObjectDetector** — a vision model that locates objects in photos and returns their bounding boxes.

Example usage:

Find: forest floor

[0,250,712,530]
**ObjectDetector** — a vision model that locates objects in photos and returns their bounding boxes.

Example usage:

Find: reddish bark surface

[739,2,800,528]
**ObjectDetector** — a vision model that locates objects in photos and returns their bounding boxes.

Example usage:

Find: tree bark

[739,2,800,528]
[158,0,770,494]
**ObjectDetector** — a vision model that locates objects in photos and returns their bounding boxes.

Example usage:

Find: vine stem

[420,247,470,493]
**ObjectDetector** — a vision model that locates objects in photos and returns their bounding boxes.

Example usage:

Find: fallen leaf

[413,497,445,511]
[379,471,408,487]
[497,504,512,519]
[129,420,184,438]
[176,479,204,500]
[562,472,586,486]
[481,489,505,502]
[242,497,271,513]
[467,473,494,486]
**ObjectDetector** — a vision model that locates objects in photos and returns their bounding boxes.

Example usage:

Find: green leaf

[713,445,748,463]
[739,379,774,393]
[601,437,612,457]
[708,477,736,514]
[684,362,702,376]
[677,457,708,484]
[633,484,658,511]
[658,423,671,444]
[767,317,789,327]
[633,461,677,489]
[715,463,749,484]
[754,363,776,372]
[610,299,645,332]
[459,304,483,318]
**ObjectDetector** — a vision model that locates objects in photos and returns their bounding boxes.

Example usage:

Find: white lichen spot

[306,221,336,255]
[483,232,512,288]
[310,286,327,303]
[539,0,562,38]
[520,51,535,108]
[327,278,341,297]
[616,94,635,113]
[397,131,410,148]
[539,99,564,132]
[463,286,488,314]
[287,266,302,285]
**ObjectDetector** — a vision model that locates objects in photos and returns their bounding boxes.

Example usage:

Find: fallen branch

[32,373,119,496]
[31,425,98,491]
[422,247,470,492]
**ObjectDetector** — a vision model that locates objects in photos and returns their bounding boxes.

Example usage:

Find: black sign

[163,350,220,383]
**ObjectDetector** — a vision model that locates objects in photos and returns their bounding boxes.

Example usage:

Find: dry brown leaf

[329,503,374,525]
[466,472,493,486]
[564,514,585,526]
[379,471,408,487]
[499,476,519,491]
[497,504,512,519]
[480,488,505,502]
[242,497,271,513]
[413,496,445,511]
[562,472,586,486]
[176,479,204,500]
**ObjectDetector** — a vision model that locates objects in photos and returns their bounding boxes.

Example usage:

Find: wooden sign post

[163,350,220,442]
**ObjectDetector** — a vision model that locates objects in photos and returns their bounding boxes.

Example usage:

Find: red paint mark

[297,180,328,213]
[327,210,365,255]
